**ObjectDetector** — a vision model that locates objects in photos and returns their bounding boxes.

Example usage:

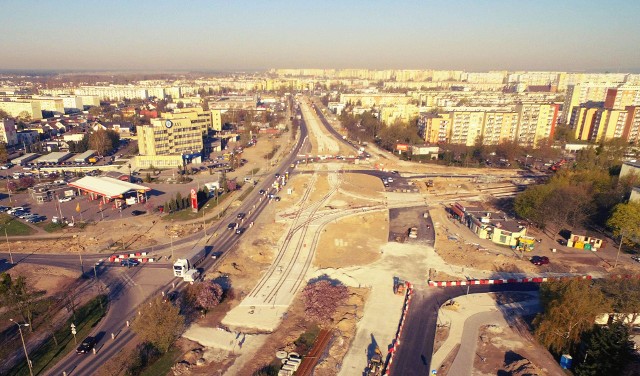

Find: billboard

[396,143,409,151]
[191,189,198,212]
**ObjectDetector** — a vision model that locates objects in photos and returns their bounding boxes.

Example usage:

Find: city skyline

[1,0,640,72]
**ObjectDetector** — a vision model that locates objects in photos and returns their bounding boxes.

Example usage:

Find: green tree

[575,321,633,376]
[0,273,38,330]
[131,296,184,353]
[88,106,102,117]
[175,192,183,210]
[534,279,610,354]
[0,143,8,164]
[89,129,113,156]
[598,278,640,327]
[0,109,9,119]
[608,201,640,247]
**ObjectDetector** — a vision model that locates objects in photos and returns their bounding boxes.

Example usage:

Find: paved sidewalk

[431,293,540,371]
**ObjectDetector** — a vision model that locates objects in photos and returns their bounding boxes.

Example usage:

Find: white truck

[183,269,200,282]
[173,248,207,279]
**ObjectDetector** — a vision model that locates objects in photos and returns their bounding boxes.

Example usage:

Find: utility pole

[5,228,13,264]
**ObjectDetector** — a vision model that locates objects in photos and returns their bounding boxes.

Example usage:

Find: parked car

[131,210,146,216]
[27,216,45,223]
[120,259,140,267]
[530,256,550,266]
[0,206,10,212]
[76,336,96,354]
[58,196,74,203]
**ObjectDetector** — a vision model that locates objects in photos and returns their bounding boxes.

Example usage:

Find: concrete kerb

[427,274,592,287]
[382,281,413,376]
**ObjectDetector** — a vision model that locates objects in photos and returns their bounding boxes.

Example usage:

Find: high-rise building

[418,113,451,144]
[162,107,212,134]
[604,85,640,110]
[137,118,203,157]
[450,111,485,146]
[515,102,558,147]
[482,111,519,145]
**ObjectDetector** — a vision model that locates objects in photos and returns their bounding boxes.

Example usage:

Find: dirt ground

[339,173,384,199]
[2,263,78,297]
[314,210,387,269]
[473,321,563,376]
[233,286,368,376]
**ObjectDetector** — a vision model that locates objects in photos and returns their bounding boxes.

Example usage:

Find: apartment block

[450,111,485,146]
[418,113,451,143]
[623,106,640,144]
[515,102,558,147]
[210,109,222,131]
[561,83,615,124]
[339,93,411,107]
[32,97,65,113]
[604,85,640,110]
[76,85,148,100]
[0,118,17,146]
[482,111,519,145]
[379,104,420,125]
[0,100,42,120]
[570,104,636,143]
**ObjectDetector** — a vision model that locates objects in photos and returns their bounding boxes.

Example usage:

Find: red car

[531,256,550,266]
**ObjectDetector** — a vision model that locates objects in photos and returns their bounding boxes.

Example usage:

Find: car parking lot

[388,207,434,243]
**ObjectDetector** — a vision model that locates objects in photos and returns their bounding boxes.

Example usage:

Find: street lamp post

[10,319,33,376]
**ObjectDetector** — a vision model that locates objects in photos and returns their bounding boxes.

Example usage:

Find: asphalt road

[390,283,539,376]
[6,106,311,376]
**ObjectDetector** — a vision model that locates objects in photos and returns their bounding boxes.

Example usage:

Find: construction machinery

[366,347,383,376]
[393,277,406,295]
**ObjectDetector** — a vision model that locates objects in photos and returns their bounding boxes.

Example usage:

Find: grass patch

[161,193,231,222]
[249,167,260,176]
[0,214,35,236]
[8,294,108,376]
[38,221,67,233]
[263,145,280,160]
[238,185,254,202]
[294,324,320,355]
[139,346,182,376]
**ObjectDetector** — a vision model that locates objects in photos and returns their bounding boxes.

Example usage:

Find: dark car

[76,336,96,354]
[530,256,550,266]
[235,227,244,235]
[121,259,140,267]
[227,223,238,230]
[258,189,266,195]
[237,213,246,219]
[131,210,146,216]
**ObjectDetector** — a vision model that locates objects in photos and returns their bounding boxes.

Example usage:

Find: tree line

[514,142,639,240]
[535,278,640,375]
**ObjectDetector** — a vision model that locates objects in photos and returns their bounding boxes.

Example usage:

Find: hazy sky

[1,0,639,72]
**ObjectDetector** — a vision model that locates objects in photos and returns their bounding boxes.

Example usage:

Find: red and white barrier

[428,274,592,287]
[383,281,413,376]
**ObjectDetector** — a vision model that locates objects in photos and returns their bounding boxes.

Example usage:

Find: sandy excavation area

[4,263,79,297]
[314,210,387,269]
